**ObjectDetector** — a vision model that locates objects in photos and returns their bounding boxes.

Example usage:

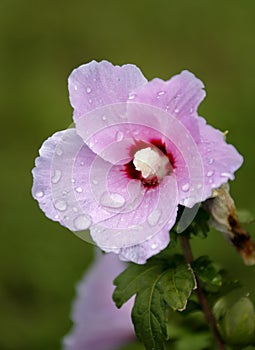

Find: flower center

[133,146,171,183]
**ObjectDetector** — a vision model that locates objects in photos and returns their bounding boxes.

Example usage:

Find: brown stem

[180,236,226,350]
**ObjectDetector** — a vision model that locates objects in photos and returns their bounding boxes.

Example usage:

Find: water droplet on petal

[74,85,78,91]
[148,209,161,226]
[190,107,194,113]
[86,87,92,93]
[100,192,125,208]
[207,170,214,177]
[35,190,44,198]
[92,179,98,185]
[54,200,67,211]
[102,115,107,121]
[54,214,59,219]
[73,214,91,230]
[72,207,78,212]
[197,184,202,190]
[75,187,83,193]
[151,243,158,250]
[208,158,214,164]
[51,169,62,184]
[157,91,165,98]
[80,161,84,166]
[56,148,62,156]
[174,108,179,113]
[88,99,92,104]
[116,131,124,142]
[128,93,136,100]
[71,178,75,183]
[181,183,190,192]
[221,172,231,177]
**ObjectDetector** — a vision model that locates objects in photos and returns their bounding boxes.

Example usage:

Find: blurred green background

[1,0,255,349]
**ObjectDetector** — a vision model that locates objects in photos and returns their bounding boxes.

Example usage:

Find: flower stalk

[180,236,226,350]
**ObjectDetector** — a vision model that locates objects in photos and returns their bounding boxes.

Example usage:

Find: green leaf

[159,264,196,311]
[192,256,222,290]
[113,262,165,308]
[113,257,196,350]
[175,206,210,239]
[189,207,210,239]
[114,262,167,350]
[132,284,167,350]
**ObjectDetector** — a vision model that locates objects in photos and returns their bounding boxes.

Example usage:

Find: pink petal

[32,129,84,227]
[90,175,179,258]
[68,60,147,122]
[32,129,115,234]
[63,251,135,350]
[130,70,206,139]
[116,221,174,264]
[197,117,243,200]
[126,103,206,207]
[75,102,205,207]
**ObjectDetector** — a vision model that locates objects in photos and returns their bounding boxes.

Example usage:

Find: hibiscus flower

[32,60,243,263]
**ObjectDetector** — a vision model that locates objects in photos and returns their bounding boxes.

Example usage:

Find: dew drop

[206,170,214,177]
[54,200,67,211]
[73,214,91,230]
[181,183,190,192]
[51,169,62,184]
[72,207,78,212]
[74,85,78,91]
[190,107,194,113]
[56,148,63,156]
[116,131,124,142]
[75,187,83,193]
[151,243,158,250]
[148,209,161,226]
[88,99,92,104]
[92,179,98,185]
[128,93,136,100]
[71,178,75,183]
[35,190,44,198]
[208,158,214,164]
[80,161,85,166]
[102,115,107,121]
[100,192,125,208]
[86,87,92,93]
[157,91,165,98]
[54,214,60,219]
[174,108,179,113]
[221,172,231,177]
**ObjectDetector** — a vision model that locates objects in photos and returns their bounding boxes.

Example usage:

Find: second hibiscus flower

[32,60,243,263]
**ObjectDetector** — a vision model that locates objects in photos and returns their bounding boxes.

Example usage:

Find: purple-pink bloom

[63,251,135,350]
[32,60,243,264]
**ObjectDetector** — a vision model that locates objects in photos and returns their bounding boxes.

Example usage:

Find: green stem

[180,236,226,350]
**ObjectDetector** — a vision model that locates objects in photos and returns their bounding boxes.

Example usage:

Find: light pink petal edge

[68,60,147,122]
[63,251,135,350]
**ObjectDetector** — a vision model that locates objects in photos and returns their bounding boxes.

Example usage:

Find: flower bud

[214,297,255,346]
